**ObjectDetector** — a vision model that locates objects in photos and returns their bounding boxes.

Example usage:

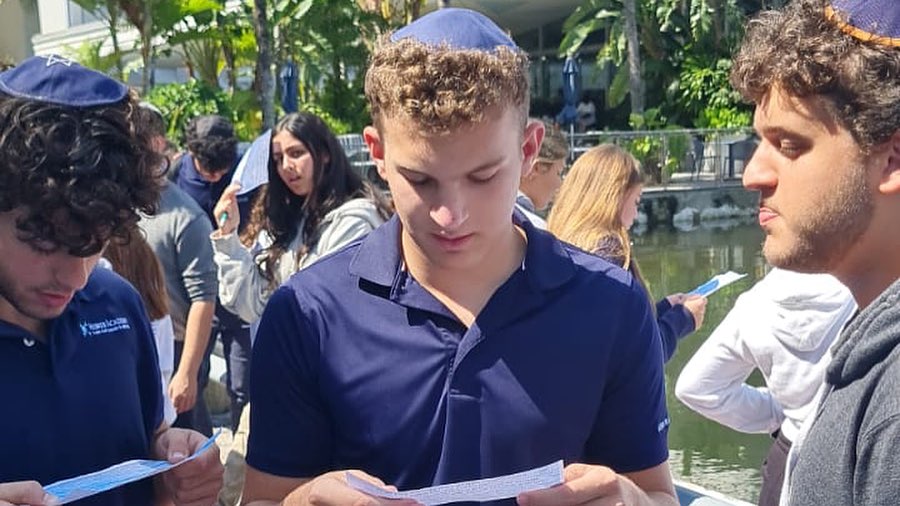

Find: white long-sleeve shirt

[674,268,856,442]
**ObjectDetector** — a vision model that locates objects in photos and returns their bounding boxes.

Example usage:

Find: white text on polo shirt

[79,317,131,337]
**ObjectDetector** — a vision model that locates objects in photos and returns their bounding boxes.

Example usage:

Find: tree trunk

[253,0,276,129]
[140,0,152,91]
[622,0,644,115]
[106,0,124,80]
[437,0,450,7]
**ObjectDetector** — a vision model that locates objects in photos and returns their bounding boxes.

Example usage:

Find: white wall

[0,0,41,62]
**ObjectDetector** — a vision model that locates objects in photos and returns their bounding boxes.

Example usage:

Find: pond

[634,220,770,504]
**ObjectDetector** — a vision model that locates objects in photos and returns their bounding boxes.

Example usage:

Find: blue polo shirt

[0,267,164,506]
[248,215,669,499]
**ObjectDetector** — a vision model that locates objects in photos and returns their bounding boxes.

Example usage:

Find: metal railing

[567,128,757,185]
[337,128,758,188]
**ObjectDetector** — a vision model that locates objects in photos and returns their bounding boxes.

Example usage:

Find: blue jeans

[211,304,252,430]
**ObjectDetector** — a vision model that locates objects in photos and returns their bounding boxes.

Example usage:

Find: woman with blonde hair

[548,143,706,361]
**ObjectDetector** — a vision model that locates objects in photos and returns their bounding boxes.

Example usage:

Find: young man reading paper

[0,56,222,506]
[242,9,676,506]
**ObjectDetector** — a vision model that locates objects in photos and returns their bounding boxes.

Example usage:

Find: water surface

[634,221,770,503]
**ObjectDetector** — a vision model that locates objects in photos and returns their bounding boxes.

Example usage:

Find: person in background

[675,268,855,506]
[211,111,391,505]
[241,8,677,506]
[212,111,391,323]
[103,234,180,427]
[172,114,255,432]
[731,0,900,503]
[515,119,569,228]
[0,55,222,506]
[137,105,218,437]
[548,143,707,362]
[576,93,597,132]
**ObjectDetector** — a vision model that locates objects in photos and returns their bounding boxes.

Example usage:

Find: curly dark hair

[240,112,391,287]
[183,115,237,173]
[732,0,900,150]
[0,92,162,256]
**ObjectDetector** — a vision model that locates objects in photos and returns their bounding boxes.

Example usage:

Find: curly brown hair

[731,0,900,150]
[365,37,530,134]
[0,92,162,256]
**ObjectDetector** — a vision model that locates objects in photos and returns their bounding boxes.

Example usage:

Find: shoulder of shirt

[548,235,638,300]
[147,183,208,222]
[321,197,384,223]
[78,267,144,307]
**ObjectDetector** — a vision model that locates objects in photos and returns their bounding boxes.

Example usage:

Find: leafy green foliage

[676,56,751,128]
[561,0,762,128]
[145,80,233,143]
[63,40,123,80]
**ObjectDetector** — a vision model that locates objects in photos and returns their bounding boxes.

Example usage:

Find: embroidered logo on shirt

[79,317,131,337]
[657,417,670,433]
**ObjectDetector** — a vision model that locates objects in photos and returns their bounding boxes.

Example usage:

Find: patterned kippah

[826,0,900,47]
[390,8,517,51]
[0,54,128,107]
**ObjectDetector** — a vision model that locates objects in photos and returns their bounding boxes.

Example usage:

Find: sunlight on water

[634,222,769,504]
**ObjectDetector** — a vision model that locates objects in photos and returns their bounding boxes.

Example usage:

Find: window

[67,1,101,27]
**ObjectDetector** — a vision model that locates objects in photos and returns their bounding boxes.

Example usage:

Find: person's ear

[521,120,545,177]
[363,126,387,181]
[878,130,900,195]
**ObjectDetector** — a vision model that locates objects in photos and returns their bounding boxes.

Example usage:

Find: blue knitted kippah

[826,0,900,47]
[390,8,517,51]
[0,54,128,107]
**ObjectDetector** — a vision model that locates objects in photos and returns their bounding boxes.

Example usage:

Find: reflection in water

[634,224,769,503]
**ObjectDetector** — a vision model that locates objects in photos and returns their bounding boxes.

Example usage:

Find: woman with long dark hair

[212,112,392,323]
[210,112,391,503]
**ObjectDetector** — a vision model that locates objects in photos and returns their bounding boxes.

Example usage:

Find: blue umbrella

[556,55,580,129]
[280,61,298,114]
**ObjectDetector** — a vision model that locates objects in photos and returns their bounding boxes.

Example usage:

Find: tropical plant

[677,56,750,128]
[63,39,124,79]
[561,0,756,128]
[71,0,222,91]
[145,79,233,142]
[271,0,385,132]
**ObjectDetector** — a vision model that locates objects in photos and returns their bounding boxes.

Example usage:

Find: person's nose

[53,255,94,292]
[742,144,778,192]
[430,185,469,231]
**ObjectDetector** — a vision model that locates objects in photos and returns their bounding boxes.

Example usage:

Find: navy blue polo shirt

[0,267,164,506]
[248,215,669,499]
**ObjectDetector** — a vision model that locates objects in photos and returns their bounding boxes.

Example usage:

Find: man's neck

[402,227,526,327]
[832,224,900,309]
[0,299,47,340]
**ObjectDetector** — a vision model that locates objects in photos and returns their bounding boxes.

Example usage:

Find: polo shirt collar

[349,211,577,295]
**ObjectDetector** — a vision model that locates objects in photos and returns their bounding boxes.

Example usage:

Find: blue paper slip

[689,271,748,297]
[347,460,563,505]
[44,429,221,505]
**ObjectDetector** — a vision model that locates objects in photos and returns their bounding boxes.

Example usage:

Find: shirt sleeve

[176,213,218,303]
[584,279,670,473]
[656,299,696,362]
[212,232,271,322]
[246,286,333,477]
[674,291,784,434]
